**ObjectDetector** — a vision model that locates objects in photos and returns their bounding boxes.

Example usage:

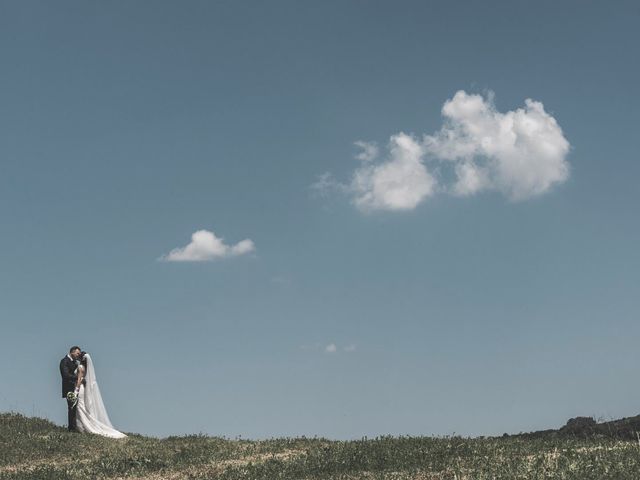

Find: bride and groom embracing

[59,346,127,439]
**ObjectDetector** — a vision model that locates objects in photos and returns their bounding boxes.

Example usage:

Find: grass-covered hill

[2,413,640,479]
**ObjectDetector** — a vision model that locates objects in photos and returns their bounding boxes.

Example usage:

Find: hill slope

[2,413,640,479]
[514,415,640,441]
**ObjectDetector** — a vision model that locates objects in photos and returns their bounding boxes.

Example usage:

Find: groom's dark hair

[69,346,81,353]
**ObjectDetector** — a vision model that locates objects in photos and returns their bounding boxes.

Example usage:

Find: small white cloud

[351,132,438,212]
[325,343,337,353]
[343,344,357,352]
[161,229,255,262]
[354,140,379,162]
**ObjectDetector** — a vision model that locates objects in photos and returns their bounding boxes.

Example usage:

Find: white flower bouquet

[66,390,78,408]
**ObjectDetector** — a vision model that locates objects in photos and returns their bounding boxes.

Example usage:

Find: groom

[59,346,81,432]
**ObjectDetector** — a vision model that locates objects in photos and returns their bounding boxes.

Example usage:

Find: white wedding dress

[76,354,127,439]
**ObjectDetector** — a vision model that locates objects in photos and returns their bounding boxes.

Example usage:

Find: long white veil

[83,353,116,429]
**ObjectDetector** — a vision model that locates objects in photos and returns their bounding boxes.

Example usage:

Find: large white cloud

[350,133,437,212]
[315,90,570,211]
[424,90,570,200]
[161,229,255,262]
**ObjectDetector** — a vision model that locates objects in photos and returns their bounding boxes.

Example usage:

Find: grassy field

[2,413,640,479]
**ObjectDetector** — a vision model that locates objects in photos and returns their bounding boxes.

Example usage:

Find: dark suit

[59,356,78,431]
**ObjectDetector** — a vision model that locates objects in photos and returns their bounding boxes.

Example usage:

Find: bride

[73,352,127,439]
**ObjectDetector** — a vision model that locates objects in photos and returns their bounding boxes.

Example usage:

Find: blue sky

[1,1,639,439]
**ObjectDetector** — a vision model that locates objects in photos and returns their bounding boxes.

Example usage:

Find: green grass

[2,412,640,479]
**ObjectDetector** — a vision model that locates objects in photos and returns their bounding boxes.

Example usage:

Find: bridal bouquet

[66,391,78,407]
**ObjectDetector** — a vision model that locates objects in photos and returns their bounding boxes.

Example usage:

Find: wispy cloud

[160,229,255,262]
[314,90,571,211]
[325,343,337,353]
[353,140,379,162]
[299,342,357,354]
[310,172,344,199]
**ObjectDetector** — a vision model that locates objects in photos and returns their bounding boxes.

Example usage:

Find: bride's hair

[80,351,88,368]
